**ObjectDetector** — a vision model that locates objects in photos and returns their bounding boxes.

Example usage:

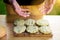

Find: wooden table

[0,15,60,40]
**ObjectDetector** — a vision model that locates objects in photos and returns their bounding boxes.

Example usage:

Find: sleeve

[3,0,11,4]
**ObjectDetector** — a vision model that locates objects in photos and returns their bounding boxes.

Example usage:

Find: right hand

[11,0,31,17]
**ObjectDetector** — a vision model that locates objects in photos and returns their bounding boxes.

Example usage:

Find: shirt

[3,0,44,5]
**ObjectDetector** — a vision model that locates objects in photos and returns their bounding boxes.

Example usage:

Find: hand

[12,0,30,17]
[39,0,56,14]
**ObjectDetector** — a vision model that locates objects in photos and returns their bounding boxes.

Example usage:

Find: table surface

[0,15,60,40]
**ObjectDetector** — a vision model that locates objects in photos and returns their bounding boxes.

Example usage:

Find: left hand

[39,0,56,14]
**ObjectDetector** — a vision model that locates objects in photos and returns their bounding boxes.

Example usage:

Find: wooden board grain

[14,33,52,37]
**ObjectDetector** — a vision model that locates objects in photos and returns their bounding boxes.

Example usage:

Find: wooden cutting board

[7,23,52,37]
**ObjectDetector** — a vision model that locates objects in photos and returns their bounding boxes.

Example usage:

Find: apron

[3,0,55,23]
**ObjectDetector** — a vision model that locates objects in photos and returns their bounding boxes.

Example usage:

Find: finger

[19,12,30,17]
[21,9,30,12]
